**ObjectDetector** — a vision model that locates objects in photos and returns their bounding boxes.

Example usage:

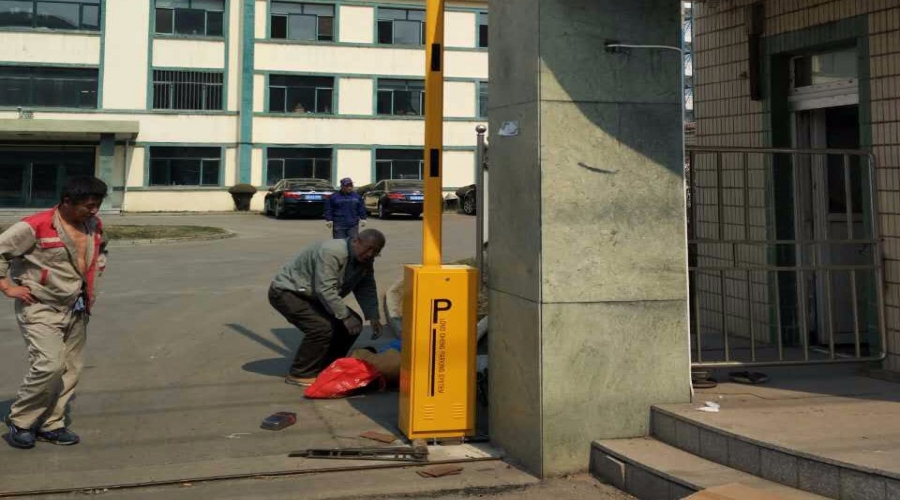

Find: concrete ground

[75,473,632,500]
[0,213,554,498]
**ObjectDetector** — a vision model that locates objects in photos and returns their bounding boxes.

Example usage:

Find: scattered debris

[360,431,398,443]
[696,401,721,413]
[224,433,252,439]
[260,412,297,431]
[417,464,464,478]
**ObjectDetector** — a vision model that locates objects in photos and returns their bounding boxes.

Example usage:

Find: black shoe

[36,427,80,446]
[4,416,35,449]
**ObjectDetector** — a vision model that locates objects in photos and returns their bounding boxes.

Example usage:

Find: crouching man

[2,177,109,449]
[269,229,385,387]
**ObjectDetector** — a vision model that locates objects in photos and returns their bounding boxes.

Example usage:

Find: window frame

[154,0,226,38]
[374,149,425,181]
[376,7,425,46]
[265,146,334,185]
[147,146,223,187]
[478,81,488,118]
[0,65,99,109]
[0,0,101,32]
[267,74,335,114]
[477,11,487,48]
[376,78,425,117]
[151,69,225,111]
[269,1,335,42]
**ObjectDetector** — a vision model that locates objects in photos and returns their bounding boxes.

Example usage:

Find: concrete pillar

[487,0,691,477]
[98,133,115,210]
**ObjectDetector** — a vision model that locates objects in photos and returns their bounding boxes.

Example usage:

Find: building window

[155,0,224,37]
[270,2,333,41]
[0,66,98,108]
[152,69,224,111]
[377,8,424,45]
[266,147,332,185]
[149,146,221,186]
[478,12,487,48]
[0,0,100,31]
[375,149,423,181]
[268,75,333,114]
[791,47,858,89]
[377,79,424,116]
[478,81,488,118]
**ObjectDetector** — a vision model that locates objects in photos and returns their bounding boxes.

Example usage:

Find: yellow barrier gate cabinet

[398,0,477,440]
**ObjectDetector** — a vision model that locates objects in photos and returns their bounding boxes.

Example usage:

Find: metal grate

[687,146,886,368]
[152,69,223,111]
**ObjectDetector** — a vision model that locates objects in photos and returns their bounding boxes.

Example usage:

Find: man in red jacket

[0,177,108,449]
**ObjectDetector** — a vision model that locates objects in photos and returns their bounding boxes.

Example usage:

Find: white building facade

[0,0,488,212]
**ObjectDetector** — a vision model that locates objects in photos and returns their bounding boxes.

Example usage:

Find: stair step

[651,404,900,499]
[591,437,829,500]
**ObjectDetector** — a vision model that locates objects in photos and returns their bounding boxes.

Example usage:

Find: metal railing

[686,146,886,368]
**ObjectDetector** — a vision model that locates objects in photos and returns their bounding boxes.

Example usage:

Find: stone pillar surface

[487,0,691,477]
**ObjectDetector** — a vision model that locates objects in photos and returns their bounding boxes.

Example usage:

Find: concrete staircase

[590,375,900,500]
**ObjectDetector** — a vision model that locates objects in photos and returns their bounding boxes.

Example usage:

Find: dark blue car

[264,178,334,219]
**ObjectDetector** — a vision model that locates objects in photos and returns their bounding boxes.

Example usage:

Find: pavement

[0,213,557,499]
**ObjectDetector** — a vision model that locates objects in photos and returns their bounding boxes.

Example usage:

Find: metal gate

[686,146,886,368]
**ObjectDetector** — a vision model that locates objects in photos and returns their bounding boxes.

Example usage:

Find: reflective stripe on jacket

[0,207,106,312]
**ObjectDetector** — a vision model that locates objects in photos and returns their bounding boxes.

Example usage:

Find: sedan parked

[362,179,424,219]
[264,178,335,219]
[456,184,476,215]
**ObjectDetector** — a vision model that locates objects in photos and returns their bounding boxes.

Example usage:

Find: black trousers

[268,286,361,378]
[332,224,359,239]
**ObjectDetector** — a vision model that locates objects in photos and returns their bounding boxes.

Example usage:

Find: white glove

[326,221,333,228]
[360,220,367,227]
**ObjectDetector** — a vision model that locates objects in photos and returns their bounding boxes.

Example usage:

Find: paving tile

[728,438,761,476]
[625,464,671,500]
[675,420,701,455]
[699,429,728,465]
[651,411,677,446]
[590,447,625,491]
[841,469,886,500]
[760,449,798,488]
[798,458,841,498]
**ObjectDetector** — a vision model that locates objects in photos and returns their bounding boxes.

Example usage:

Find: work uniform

[0,208,106,431]
[323,191,367,239]
[269,238,379,377]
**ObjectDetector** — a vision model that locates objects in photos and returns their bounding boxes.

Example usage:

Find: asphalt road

[0,212,483,496]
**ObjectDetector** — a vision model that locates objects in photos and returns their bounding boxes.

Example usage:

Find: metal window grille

[687,146,886,368]
[0,0,101,31]
[152,70,223,111]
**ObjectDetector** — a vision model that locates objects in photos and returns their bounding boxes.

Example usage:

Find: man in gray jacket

[269,229,386,386]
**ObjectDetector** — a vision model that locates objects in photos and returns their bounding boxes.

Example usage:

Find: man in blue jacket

[324,178,367,239]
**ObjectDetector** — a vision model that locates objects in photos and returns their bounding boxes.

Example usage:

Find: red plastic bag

[304,358,385,399]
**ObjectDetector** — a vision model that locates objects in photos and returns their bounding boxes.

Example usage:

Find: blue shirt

[324,191,367,227]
